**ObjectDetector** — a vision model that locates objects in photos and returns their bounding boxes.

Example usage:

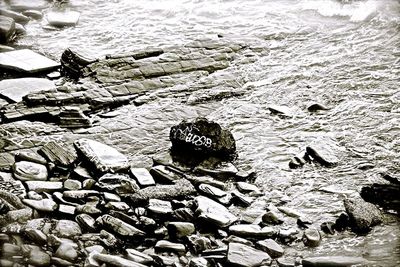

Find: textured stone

[130,167,155,187]
[74,139,129,173]
[168,222,196,239]
[125,178,196,205]
[306,138,341,167]
[63,179,82,190]
[26,181,62,192]
[76,213,96,232]
[39,141,77,168]
[344,197,383,234]
[13,161,48,181]
[0,15,15,43]
[23,198,57,212]
[170,117,236,161]
[96,214,145,238]
[148,199,173,215]
[55,242,78,262]
[194,196,237,228]
[0,49,59,73]
[155,240,186,255]
[256,239,284,258]
[97,173,139,194]
[53,220,82,238]
[227,242,271,267]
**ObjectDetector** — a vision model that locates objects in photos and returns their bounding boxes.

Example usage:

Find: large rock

[170,117,236,161]
[344,197,383,234]
[361,183,400,214]
[0,9,30,24]
[22,198,57,212]
[306,138,341,167]
[74,139,129,173]
[25,181,62,193]
[302,256,366,267]
[0,15,15,43]
[46,11,80,27]
[0,78,55,103]
[194,196,237,228]
[12,161,48,181]
[0,49,60,73]
[60,48,97,79]
[227,242,271,267]
[256,239,284,258]
[39,141,78,168]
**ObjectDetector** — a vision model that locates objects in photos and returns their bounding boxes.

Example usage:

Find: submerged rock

[46,11,80,27]
[194,196,237,228]
[302,256,366,267]
[170,117,236,161]
[227,242,271,267]
[306,138,341,167]
[74,138,129,173]
[344,197,383,234]
[0,15,15,43]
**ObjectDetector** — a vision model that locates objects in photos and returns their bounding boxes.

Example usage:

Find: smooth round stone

[302,228,321,247]
[13,161,48,181]
[55,242,78,262]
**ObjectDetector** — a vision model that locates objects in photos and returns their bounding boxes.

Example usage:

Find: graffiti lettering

[171,126,212,148]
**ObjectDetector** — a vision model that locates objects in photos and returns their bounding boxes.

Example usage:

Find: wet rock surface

[344,197,383,234]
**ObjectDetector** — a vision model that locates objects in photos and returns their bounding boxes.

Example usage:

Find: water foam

[300,0,381,22]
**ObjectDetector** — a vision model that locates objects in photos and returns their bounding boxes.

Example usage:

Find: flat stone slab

[8,0,49,12]
[74,139,129,173]
[47,11,80,27]
[0,49,60,73]
[0,78,55,103]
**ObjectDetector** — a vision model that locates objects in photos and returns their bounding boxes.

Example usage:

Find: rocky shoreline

[1,1,399,267]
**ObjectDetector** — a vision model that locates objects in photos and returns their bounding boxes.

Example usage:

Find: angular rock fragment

[27,248,51,266]
[130,167,155,187]
[12,161,48,181]
[126,248,154,265]
[302,256,366,267]
[23,198,57,212]
[96,214,145,238]
[344,197,383,234]
[0,9,30,24]
[15,150,47,165]
[0,49,60,73]
[150,165,183,184]
[306,138,341,167]
[194,196,237,228]
[39,141,77,168]
[98,173,139,194]
[76,213,96,232]
[59,106,92,128]
[60,48,97,78]
[63,179,82,190]
[124,178,196,205]
[189,257,210,267]
[0,15,15,43]
[231,190,253,207]
[227,242,271,267]
[268,105,293,117]
[53,220,82,238]
[74,139,129,173]
[188,235,212,254]
[236,182,259,193]
[170,117,236,161]
[262,210,284,225]
[46,11,80,27]
[256,238,284,258]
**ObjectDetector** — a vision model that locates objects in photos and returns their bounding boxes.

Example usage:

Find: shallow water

[5,0,400,265]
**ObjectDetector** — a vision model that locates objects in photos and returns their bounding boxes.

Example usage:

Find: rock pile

[0,136,345,267]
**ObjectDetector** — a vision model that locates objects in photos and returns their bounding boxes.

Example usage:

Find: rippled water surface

[9,0,400,265]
